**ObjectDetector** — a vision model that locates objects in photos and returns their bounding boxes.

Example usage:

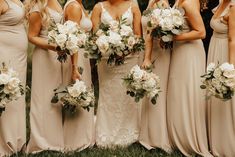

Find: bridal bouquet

[145,7,184,49]
[84,19,144,65]
[123,65,161,104]
[51,80,94,114]
[0,63,26,116]
[200,62,235,100]
[48,20,88,62]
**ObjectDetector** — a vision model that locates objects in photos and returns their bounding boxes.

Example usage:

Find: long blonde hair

[24,0,51,27]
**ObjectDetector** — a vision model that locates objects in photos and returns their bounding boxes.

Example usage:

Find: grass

[11,143,186,157]
[9,45,186,157]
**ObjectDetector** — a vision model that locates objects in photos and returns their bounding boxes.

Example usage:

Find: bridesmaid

[0,0,27,156]
[139,0,172,152]
[25,0,70,153]
[207,1,235,156]
[167,0,212,156]
[63,0,95,151]
[92,0,142,147]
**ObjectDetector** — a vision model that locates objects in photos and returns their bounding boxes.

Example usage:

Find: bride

[91,0,142,147]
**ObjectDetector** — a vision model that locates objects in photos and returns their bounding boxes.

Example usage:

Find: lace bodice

[0,0,24,27]
[100,2,133,26]
[29,5,63,38]
[63,0,92,31]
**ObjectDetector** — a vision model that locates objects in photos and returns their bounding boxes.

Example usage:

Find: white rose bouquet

[145,7,185,49]
[0,63,26,116]
[201,62,235,100]
[48,20,88,62]
[123,65,161,104]
[51,79,94,114]
[84,19,145,65]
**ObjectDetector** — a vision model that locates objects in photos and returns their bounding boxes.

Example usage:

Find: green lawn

[11,143,187,157]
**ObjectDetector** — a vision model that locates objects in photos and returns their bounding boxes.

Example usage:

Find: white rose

[162,35,173,42]
[96,29,104,36]
[64,20,78,34]
[219,62,234,71]
[56,24,68,34]
[0,74,11,85]
[55,33,67,48]
[213,68,222,78]
[108,31,122,46]
[8,77,20,89]
[143,78,156,90]
[224,78,235,88]
[73,80,87,93]
[77,33,87,47]
[172,15,184,28]
[211,78,222,91]
[96,35,110,55]
[68,87,81,97]
[223,69,235,78]
[66,34,79,53]
[120,25,133,37]
[207,63,216,72]
[159,17,174,31]
[109,21,119,32]
[127,36,136,49]
[133,69,144,80]
[161,9,172,18]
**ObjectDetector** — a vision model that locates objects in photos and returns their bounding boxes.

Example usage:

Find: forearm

[175,30,206,41]
[29,36,56,51]
[144,35,153,61]
[71,53,78,69]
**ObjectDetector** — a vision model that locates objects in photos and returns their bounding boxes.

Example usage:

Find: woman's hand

[142,58,152,69]
[72,68,81,82]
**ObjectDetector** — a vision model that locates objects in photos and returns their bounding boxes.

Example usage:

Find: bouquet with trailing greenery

[123,65,161,104]
[84,18,145,65]
[0,63,26,116]
[144,7,185,49]
[201,62,235,100]
[48,20,88,62]
[51,79,94,114]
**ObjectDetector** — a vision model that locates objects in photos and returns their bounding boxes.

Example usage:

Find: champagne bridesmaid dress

[139,14,172,152]
[27,5,71,153]
[0,0,27,156]
[95,2,140,147]
[63,0,95,151]
[207,3,235,157]
[166,4,212,157]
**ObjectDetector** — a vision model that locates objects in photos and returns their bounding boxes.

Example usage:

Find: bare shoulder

[131,1,140,12]
[65,1,81,11]
[181,0,199,12]
[93,2,102,12]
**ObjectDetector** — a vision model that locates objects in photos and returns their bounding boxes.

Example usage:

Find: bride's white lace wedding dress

[95,2,140,148]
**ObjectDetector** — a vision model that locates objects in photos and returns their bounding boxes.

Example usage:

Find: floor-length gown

[166,5,212,157]
[27,5,71,153]
[207,4,235,157]
[63,0,95,151]
[0,0,27,156]
[139,15,172,152]
[95,2,140,147]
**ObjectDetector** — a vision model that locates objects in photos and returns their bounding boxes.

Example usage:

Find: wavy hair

[24,0,51,26]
